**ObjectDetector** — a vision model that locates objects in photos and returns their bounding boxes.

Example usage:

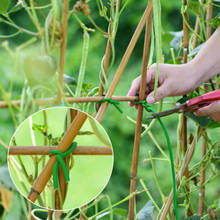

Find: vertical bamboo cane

[57,0,69,104]
[198,3,213,215]
[55,109,78,210]
[182,0,192,217]
[128,3,153,219]
[95,2,153,122]
[27,112,87,203]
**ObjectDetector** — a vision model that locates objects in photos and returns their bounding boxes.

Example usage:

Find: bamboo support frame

[9,146,112,155]
[160,127,203,220]
[0,0,215,218]
[57,0,69,104]
[27,112,87,202]
[0,96,139,108]
[55,108,77,210]
[128,1,153,219]
[95,2,153,122]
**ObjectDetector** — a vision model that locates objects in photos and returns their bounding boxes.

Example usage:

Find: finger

[127,77,141,107]
[146,84,168,104]
[146,64,156,84]
[194,101,220,116]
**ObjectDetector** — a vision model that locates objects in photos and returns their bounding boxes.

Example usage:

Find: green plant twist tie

[132,99,180,219]
[132,100,153,112]
[98,98,123,113]
[49,142,77,190]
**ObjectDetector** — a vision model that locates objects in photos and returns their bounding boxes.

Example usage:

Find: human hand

[127,62,201,106]
[195,101,220,122]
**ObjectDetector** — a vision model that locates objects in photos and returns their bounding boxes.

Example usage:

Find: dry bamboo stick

[198,137,206,216]
[55,108,77,210]
[181,0,191,217]
[128,2,153,219]
[9,146,112,155]
[160,127,203,220]
[57,0,69,104]
[0,96,139,108]
[206,2,212,40]
[198,5,213,214]
[95,1,153,123]
[27,112,87,202]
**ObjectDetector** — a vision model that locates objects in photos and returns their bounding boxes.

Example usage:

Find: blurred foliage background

[0,0,220,219]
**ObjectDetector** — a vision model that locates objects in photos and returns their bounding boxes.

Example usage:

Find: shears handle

[187,89,220,107]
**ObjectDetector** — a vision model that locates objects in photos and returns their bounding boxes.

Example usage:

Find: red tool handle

[187,89,220,107]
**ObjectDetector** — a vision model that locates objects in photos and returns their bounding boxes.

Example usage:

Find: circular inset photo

[8,107,113,211]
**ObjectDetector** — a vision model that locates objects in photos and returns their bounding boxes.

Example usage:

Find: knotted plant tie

[98,98,123,113]
[132,99,180,219]
[49,142,77,190]
[132,100,153,112]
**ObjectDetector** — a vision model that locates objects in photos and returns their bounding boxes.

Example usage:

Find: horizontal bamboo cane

[9,146,112,155]
[27,112,87,202]
[0,96,138,108]
[160,127,203,220]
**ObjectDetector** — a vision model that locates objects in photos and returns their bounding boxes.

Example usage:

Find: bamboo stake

[198,4,213,214]
[55,109,77,210]
[9,146,112,155]
[206,1,212,40]
[192,0,204,49]
[95,1,153,123]
[198,137,206,216]
[27,112,87,203]
[0,96,139,108]
[181,0,191,217]
[128,2,153,219]
[192,18,200,49]
[160,127,203,220]
[57,0,69,104]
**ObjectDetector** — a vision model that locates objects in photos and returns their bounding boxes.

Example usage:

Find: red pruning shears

[147,89,220,119]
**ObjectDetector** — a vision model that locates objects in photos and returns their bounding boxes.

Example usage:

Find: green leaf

[136,200,154,220]
[4,193,23,220]
[169,31,183,50]
[187,0,202,17]
[184,112,212,128]
[188,43,204,57]
[184,215,201,220]
[113,208,127,219]
[0,0,10,14]
[8,2,23,13]
[64,74,77,85]
[207,120,220,129]
[209,13,220,29]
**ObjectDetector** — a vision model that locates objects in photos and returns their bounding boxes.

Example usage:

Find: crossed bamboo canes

[9,109,112,210]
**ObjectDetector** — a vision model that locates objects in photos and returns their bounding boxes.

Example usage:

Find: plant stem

[57,0,69,104]
[149,151,166,202]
